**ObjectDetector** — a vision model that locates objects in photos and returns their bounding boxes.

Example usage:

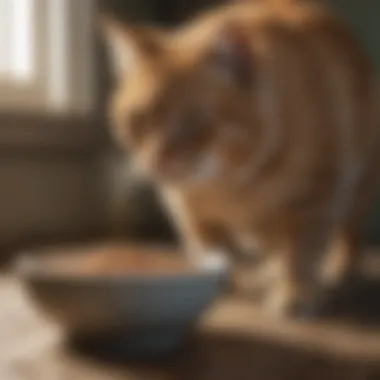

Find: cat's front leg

[182,220,231,272]
[160,187,230,271]
[321,230,359,287]
[264,224,331,319]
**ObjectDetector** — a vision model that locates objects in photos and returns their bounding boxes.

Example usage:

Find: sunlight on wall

[0,0,34,82]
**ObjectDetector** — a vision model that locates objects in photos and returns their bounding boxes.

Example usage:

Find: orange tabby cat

[101,0,380,318]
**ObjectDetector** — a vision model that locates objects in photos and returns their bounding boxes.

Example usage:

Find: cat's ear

[206,25,254,89]
[99,15,163,78]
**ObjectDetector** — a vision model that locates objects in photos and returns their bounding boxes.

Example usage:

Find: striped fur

[103,0,380,317]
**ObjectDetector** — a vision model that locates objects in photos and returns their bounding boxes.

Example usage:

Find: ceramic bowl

[15,243,228,357]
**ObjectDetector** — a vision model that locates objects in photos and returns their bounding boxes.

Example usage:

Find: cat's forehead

[121,60,202,115]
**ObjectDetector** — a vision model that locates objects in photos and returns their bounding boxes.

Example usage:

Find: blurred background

[0,0,379,267]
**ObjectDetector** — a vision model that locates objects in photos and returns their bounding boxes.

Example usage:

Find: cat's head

[101,15,258,186]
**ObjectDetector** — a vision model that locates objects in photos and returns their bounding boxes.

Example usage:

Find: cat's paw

[189,249,231,273]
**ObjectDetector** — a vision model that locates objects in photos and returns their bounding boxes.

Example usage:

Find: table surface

[2,264,380,380]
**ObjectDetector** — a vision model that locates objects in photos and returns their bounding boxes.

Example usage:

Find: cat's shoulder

[170,0,334,53]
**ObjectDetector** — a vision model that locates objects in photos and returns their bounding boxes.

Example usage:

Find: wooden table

[1,275,380,380]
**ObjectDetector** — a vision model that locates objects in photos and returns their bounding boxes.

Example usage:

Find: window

[0,0,94,114]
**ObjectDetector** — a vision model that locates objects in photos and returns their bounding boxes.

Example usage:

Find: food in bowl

[32,244,197,276]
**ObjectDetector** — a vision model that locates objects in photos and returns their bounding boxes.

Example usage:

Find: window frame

[0,0,48,111]
[0,0,100,150]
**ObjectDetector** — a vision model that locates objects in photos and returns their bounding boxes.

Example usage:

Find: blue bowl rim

[14,246,229,284]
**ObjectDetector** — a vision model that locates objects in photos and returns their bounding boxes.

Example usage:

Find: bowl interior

[16,242,227,280]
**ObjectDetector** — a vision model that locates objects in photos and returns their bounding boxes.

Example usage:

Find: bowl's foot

[66,326,191,361]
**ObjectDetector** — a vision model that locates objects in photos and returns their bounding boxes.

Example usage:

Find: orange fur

[102,0,380,317]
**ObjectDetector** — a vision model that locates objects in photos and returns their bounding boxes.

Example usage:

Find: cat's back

[173,0,347,56]
[172,0,379,219]
[186,0,375,153]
